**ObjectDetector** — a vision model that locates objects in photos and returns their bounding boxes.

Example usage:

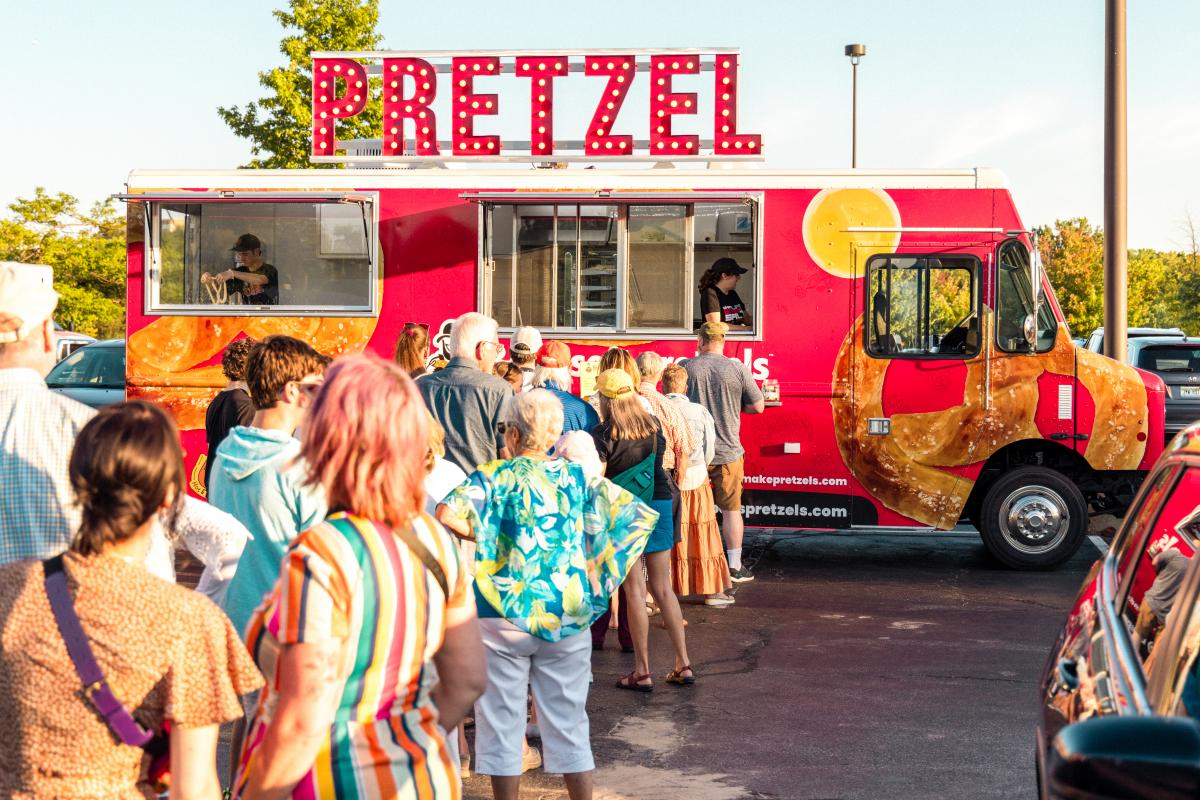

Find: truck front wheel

[978,466,1088,569]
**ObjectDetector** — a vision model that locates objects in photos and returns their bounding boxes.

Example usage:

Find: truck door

[852,251,984,528]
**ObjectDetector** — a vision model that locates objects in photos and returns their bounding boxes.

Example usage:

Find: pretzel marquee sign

[310,49,763,163]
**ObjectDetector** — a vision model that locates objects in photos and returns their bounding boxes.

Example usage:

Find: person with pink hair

[233,353,487,800]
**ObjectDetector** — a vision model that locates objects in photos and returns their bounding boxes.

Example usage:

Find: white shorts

[473,619,594,776]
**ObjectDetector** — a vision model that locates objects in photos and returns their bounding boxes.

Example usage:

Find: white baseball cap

[510,326,543,354]
[0,263,58,344]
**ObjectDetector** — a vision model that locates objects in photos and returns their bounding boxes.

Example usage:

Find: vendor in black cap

[698,257,752,330]
[201,233,280,305]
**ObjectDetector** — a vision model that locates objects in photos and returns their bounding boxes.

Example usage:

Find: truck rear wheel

[978,466,1087,569]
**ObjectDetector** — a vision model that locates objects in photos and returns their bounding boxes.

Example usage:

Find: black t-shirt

[227,262,279,305]
[204,387,256,488]
[590,421,670,500]
[701,286,748,326]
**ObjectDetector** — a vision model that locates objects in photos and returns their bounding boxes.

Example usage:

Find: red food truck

[120,49,1165,569]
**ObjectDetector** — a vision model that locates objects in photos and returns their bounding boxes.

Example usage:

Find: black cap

[231,233,262,252]
[712,257,748,275]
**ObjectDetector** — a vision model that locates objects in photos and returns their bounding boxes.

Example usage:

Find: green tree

[218,0,383,168]
[1037,217,1104,336]
[0,188,126,338]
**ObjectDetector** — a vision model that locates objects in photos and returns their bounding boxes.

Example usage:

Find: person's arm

[431,615,487,730]
[222,268,270,286]
[741,364,765,414]
[701,288,721,324]
[436,503,474,540]
[168,723,222,800]
[238,639,345,800]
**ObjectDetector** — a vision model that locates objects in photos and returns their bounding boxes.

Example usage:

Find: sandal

[615,671,654,692]
[665,665,696,686]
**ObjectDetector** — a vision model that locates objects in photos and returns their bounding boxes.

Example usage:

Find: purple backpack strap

[42,555,154,747]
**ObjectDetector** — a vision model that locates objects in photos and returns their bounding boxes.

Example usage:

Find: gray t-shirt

[1145,548,1191,622]
[681,352,763,465]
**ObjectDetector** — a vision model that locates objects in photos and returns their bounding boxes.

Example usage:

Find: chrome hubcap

[998,487,1069,554]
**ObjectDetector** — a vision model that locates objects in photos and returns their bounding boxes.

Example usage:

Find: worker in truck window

[698,258,752,330]
[201,233,280,306]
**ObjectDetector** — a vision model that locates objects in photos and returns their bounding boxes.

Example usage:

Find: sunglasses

[296,380,323,397]
[403,322,430,331]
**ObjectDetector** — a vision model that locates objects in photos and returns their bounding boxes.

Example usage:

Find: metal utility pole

[1103,0,1128,362]
[845,44,866,168]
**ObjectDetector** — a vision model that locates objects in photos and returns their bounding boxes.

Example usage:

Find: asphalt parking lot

[463,527,1101,800]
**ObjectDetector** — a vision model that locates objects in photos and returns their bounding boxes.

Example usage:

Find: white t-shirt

[425,457,468,516]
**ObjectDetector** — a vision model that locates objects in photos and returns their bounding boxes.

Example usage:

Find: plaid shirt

[0,368,96,564]
[638,381,697,475]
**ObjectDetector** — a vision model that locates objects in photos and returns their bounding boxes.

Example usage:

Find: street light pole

[845,44,866,168]
[1103,0,1128,363]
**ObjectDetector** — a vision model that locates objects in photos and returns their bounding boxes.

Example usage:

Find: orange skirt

[672,484,732,596]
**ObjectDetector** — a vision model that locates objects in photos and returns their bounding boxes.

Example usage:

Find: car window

[1118,467,1200,672]
[1161,583,1200,717]
[1113,466,1178,593]
[45,347,125,388]
[1137,345,1200,374]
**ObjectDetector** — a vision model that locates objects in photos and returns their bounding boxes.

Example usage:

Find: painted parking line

[1088,535,1109,554]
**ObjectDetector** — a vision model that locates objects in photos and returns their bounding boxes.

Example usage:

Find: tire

[978,466,1088,569]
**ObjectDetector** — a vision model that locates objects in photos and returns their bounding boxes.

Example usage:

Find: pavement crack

[921,672,1034,685]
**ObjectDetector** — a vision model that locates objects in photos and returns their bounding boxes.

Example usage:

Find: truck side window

[152,200,374,314]
[865,255,981,359]
[996,239,1057,353]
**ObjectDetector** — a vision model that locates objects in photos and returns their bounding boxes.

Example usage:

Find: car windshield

[1137,345,1200,374]
[46,346,124,388]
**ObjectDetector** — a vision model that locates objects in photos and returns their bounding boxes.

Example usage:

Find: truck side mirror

[1029,233,1043,345]
[1045,716,1200,799]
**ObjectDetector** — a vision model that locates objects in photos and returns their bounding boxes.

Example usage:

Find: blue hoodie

[208,426,327,635]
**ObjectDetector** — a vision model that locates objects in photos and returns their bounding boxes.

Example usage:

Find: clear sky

[2,0,1197,250]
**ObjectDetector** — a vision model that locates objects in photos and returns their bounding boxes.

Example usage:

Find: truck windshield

[996,239,1056,353]
[865,255,980,358]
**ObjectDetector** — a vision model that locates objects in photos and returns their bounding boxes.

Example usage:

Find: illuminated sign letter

[515,56,568,156]
[713,53,762,155]
[649,54,700,156]
[584,56,635,156]
[451,56,501,155]
[381,58,439,156]
[311,58,369,157]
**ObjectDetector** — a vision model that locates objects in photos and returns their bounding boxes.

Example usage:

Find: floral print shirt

[443,456,657,642]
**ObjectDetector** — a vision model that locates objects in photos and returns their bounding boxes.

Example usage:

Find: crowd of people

[0,261,765,799]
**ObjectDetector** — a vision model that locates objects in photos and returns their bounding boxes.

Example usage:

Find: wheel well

[962,440,1092,523]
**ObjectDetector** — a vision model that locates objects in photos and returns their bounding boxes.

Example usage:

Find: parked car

[1084,326,1187,354]
[1129,337,1200,444]
[1036,424,1200,798]
[52,323,95,362]
[45,339,126,409]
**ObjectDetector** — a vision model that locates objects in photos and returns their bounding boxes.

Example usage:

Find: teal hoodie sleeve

[281,458,328,532]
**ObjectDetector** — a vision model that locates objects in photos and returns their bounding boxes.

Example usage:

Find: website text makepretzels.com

[743,474,849,488]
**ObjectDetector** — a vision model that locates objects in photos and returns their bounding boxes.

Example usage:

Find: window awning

[459,191,757,204]
[112,191,373,203]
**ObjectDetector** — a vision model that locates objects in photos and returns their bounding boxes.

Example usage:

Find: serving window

[482,199,759,335]
[147,198,376,315]
[865,254,982,359]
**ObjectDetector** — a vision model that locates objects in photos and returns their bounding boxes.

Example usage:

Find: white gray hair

[448,312,499,360]
[504,388,564,453]
[533,365,571,392]
[635,351,664,381]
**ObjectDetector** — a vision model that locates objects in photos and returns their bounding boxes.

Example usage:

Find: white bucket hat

[0,263,57,344]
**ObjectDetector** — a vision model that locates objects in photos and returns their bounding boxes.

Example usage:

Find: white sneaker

[522,745,542,773]
[705,593,735,607]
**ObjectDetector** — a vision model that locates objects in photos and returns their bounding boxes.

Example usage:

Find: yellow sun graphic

[802,188,902,280]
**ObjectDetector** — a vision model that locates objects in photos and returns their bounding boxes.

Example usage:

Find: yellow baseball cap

[596,368,635,399]
[699,321,728,341]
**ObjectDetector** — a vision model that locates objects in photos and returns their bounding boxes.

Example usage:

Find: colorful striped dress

[233,511,473,799]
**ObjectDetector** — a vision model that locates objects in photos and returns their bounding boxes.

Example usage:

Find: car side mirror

[1046,716,1200,799]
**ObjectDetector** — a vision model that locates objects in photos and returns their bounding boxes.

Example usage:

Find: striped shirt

[638,381,696,474]
[0,369,95,564]
[235,511,473,800]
